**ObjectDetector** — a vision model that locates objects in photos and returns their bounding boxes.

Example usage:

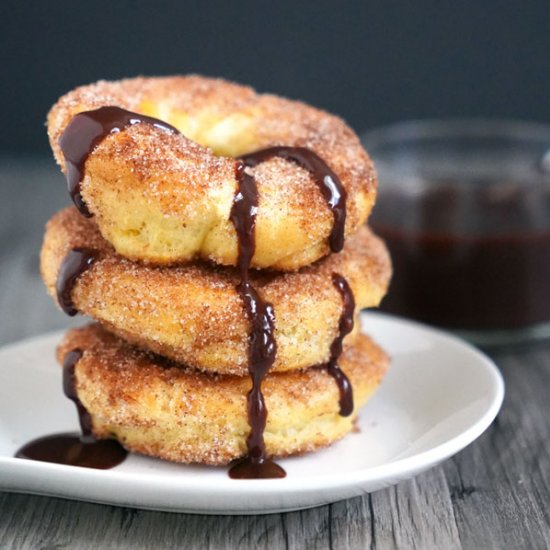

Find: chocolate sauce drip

[56,248,97,316]
[228,146,347,478]
[230,162,258,281]
[59,106,178,217]
[229,280,284,479]
[327,273,355,417]
[239,146,347,252]
[63,349,93,439]
[228,161,285,480]
[15,349,127,469]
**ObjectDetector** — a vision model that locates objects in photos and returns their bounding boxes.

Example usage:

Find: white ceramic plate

[0,312,504,515]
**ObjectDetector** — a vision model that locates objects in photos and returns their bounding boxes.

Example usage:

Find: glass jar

[363,119,550,346]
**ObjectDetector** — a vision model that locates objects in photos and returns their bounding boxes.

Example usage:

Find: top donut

[47,76,377,270]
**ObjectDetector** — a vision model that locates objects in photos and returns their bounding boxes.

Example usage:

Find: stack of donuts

[40,76,391,477]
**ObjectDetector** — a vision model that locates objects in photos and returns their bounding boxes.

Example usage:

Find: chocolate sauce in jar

[372,181,550,330]
[59,106,178,217]
[15,349,128,469]
[55,248,97,316]
[239,146,347,252]
[326,274,355,416]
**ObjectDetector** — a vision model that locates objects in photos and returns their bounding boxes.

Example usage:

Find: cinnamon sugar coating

[57,324,389,465]
[47,75,377,270]
[41,208,391,375]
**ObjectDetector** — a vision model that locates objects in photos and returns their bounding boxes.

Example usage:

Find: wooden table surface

[1,158,549,550]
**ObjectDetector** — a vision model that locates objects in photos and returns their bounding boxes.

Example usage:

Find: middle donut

[41,208,391,375]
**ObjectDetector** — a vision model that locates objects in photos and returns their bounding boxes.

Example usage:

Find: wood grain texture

[1,160,549,549]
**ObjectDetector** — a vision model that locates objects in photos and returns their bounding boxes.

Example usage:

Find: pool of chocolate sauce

[372,180,550,330]
[15,348,128,469]
[16,433,127,469]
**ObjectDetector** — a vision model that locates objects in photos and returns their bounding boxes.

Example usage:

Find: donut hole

[139,99,259,158]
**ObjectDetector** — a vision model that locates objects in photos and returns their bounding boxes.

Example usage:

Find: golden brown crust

[41,208,391,375]
[47,76,377,270]
[57,324,389,465]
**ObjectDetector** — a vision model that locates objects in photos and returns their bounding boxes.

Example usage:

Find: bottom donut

[57,324,389,466]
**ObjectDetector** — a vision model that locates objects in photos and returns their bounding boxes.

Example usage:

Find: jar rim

[363,118,550,150]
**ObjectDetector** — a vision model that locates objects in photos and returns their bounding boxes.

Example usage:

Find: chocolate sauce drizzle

[238,146,347,252]
[228,161,285,479]
[59,108,347,251]
[55,248,97,316]
[57,106,349,261]
[228,148,350,478]
[59,106,178,217]
[327,274,355,416]
[56,107,351,477]
[15,349,127,469]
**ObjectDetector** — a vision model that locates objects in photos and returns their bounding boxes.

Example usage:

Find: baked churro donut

[41,208,391,375]
[57,324,389,465]
[47,76,377,270]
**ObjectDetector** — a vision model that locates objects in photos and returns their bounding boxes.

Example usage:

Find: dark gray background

[2,1,549,154]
